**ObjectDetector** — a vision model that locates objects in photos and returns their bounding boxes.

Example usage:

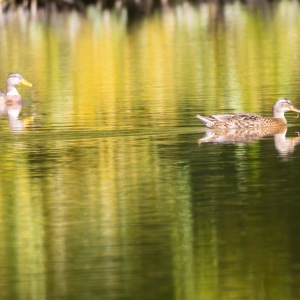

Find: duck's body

[0,73,33,101]
[196,112,287,129]
[196,98,300,129]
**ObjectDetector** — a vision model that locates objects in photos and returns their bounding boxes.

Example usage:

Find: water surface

[1,2,300,299]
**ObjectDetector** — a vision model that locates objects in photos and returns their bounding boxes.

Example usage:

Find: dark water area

[0,0,276,16]
[1,1,300,299]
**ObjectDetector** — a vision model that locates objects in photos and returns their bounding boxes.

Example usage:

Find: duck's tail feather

[196,114,214,128]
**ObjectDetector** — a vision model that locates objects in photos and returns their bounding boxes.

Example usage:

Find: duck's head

[273,98,300,119]
[7,73,33,88]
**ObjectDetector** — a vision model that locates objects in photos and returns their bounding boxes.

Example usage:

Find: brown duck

[196,98,300,129]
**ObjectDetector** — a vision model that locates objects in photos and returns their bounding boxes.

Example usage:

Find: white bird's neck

[6,86,20,96]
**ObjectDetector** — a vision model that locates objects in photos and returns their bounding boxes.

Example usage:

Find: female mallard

[196,98,300,129]
[0,73,33,101]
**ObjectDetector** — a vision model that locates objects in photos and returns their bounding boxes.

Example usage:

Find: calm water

[1,1,300,299]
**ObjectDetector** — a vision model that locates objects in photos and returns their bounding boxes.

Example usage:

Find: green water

[1,2,300,299]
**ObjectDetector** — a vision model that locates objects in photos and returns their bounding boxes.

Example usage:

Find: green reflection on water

[0,1,300,300]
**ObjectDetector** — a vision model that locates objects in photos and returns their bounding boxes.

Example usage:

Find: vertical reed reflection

[0,1,299,131]
[0,135,195,298]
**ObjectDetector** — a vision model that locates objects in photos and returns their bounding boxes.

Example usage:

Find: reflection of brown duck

[198,127,300,156]
[198,126,287,144]
[196,98,300,129]
[0,73,33,101]
[274,130,300,156]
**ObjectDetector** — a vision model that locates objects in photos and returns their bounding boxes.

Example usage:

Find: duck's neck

[273,109,287,124]
[6,86,20,96]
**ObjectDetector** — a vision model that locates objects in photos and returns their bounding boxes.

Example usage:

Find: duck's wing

[196,114,217,128]
[196,113,266,129]
[210,114,238,122]
[196,113,245,128]
[211,113,263,121]
[196,113,239,123]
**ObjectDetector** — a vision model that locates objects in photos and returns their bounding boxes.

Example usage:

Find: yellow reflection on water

[1,1,300,127]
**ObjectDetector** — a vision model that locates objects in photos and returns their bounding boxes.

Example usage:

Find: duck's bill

[291,106,300,114]
[20,78,34,87]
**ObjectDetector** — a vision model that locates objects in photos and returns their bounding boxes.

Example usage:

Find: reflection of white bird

[196,98,300,129]
[6,101,23,131]
[0,101,34,131]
